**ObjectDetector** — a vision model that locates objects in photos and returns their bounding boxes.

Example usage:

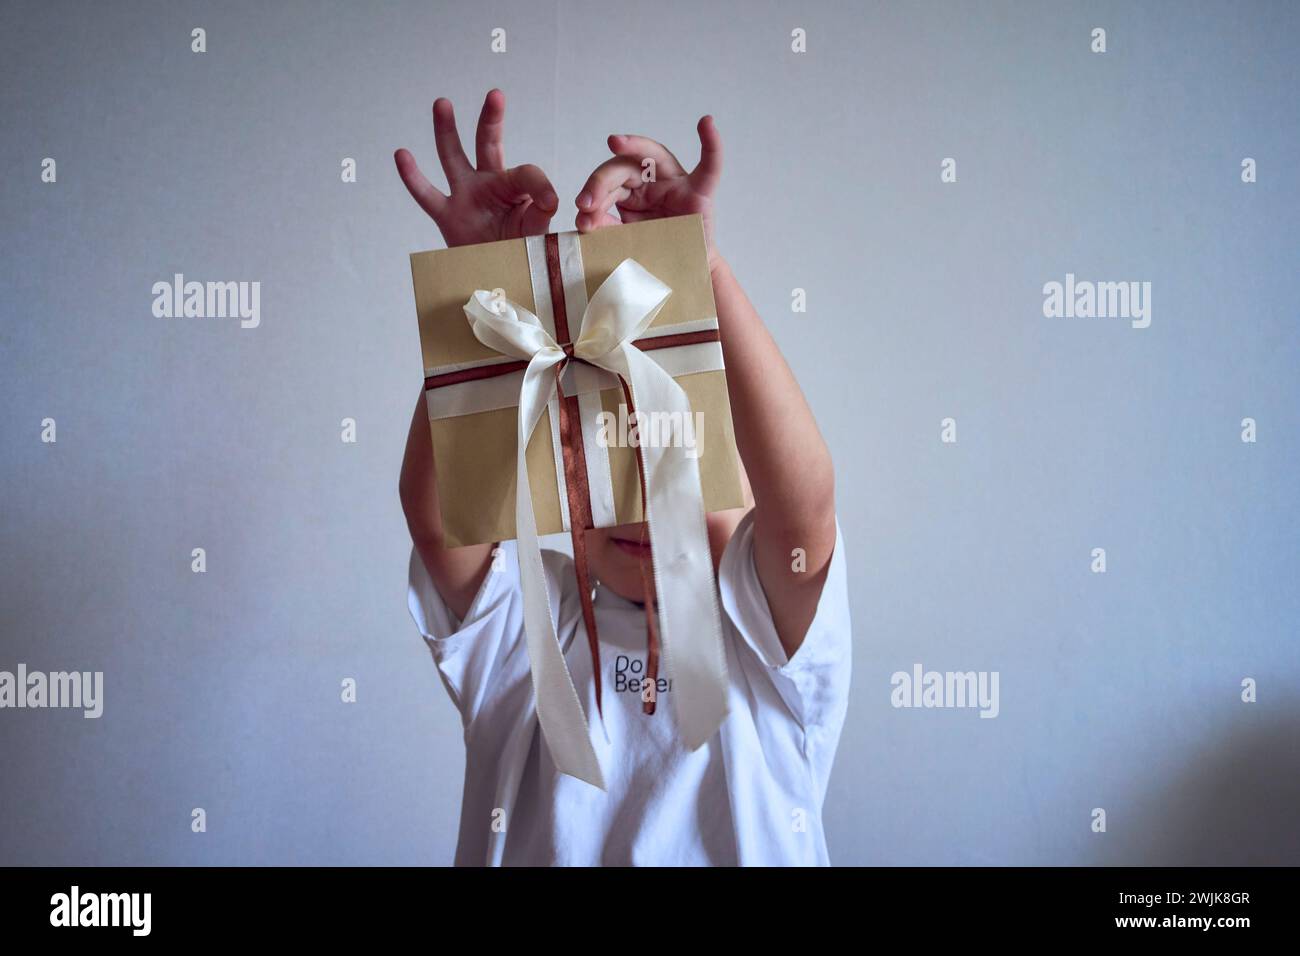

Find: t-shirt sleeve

[407,540,529,729]
[717,509,852,734]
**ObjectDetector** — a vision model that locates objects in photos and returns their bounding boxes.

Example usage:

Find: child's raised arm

[395,90,560,618]
[576,117,837,658]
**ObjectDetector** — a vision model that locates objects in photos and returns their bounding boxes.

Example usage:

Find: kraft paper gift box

[409,213,743,789]
[410,214,744,549]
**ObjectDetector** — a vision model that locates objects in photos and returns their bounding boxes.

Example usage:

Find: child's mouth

[610,536,652,558]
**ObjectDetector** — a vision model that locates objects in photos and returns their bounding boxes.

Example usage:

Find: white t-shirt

[407,509,851,866]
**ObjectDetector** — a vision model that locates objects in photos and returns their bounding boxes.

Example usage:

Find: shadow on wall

[1091,715,1300,865]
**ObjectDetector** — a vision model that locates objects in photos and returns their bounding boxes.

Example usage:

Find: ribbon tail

[515,356,606,790]
[615,345,730,749]
[553,365,611,746]
[638,520,661,717]
[617,377,662,716]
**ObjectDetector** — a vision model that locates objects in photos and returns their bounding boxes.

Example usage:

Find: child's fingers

[688,115,723,194]
[475,89,506,171]
[394,148,448,222]
[608,135,686,177]
[502,163,559,212]
[576,208,623,233]
[432,98,474,185]
[575,156,643,214]
[613,205,652,225]
[519,199,555,237]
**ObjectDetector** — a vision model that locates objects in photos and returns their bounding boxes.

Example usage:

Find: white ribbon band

[561,243,617,530]
[423,319,724,420]
[461,254,731,787]
[525,235,572,532]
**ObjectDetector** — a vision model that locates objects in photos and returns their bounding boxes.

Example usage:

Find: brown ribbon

[542,234,608,721]
[618,377,661,716]
[426,233,698,720]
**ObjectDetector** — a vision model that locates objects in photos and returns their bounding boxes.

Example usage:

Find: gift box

[408,214,742,789]
[410,214,744,548]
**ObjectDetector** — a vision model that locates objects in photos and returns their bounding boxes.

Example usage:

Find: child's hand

[574,116,724,271]
[395,89,559,248]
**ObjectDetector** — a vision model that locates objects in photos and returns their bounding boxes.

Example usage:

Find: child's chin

[592,542,653,602]
[605,577,647,604]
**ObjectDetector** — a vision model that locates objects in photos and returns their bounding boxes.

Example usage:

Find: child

[396,89,850,866]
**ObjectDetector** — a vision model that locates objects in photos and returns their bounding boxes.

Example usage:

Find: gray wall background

[2,0,1297,865]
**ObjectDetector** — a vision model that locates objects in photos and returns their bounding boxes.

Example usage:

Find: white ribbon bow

[462,258,730,790]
